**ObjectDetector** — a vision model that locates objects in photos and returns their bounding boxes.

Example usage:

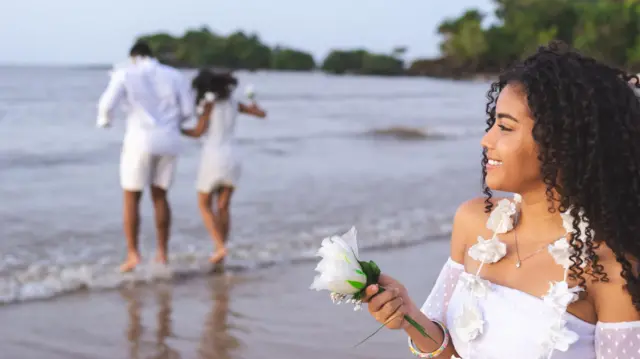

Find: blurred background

[0,0,636,358]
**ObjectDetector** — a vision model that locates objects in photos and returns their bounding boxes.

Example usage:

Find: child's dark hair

[192,69,238,104]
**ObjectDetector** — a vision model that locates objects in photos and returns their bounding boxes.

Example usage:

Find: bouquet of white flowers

[245,84,256,101]
[310,227,435,345]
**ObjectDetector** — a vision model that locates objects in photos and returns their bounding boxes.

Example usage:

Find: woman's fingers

[368,287,400,313]
[361,284,380,303]
[380,296,403,320]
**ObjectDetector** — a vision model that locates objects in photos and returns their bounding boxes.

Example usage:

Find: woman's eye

[498,124,512,132]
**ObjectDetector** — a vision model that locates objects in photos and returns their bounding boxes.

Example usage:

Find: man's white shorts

[120,146,177,191]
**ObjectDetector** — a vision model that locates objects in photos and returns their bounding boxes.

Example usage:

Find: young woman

[363,41,640,358]
[182,70,266,264]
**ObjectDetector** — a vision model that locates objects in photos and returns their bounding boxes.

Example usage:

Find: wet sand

[0,239,450,359]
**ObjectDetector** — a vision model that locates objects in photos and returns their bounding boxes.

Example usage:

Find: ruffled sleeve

[420,257,465,324]
[595,321,640,358]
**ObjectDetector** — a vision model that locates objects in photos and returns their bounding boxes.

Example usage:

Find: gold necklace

[513,228,557,268]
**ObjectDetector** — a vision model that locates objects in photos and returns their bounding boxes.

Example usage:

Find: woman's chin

[485,176,510,193]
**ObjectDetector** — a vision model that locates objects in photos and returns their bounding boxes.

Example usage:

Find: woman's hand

[362,274,415,330]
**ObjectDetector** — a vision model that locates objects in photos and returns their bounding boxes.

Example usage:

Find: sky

[0,0,495,65]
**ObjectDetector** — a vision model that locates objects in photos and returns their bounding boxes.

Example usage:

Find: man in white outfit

[97,42,193,272]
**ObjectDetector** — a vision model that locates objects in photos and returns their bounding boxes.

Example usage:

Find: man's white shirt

[97,57,193,155]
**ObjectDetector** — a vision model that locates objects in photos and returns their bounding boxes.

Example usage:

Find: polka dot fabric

[419,258,464,325]
[595,322,640,358]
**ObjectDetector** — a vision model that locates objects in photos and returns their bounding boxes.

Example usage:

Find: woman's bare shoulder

[450,197,502,263]
[588,243,640,322]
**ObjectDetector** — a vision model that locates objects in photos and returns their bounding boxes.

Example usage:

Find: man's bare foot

[119,254,141,273]
[155,252,168,265]
[209,248,228,264]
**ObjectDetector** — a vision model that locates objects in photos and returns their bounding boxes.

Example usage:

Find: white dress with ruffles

[420,196,640,359]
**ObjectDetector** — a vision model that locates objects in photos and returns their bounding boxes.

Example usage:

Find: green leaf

[358,260,381,285]
[368,260,381,278]
[347,280,365,290]
[355,269,365,275]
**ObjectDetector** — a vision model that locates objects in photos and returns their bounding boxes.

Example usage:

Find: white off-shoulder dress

[419,196,640,359]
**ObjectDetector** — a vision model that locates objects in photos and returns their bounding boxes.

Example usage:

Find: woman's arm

[403,199,477,357]
[238,102,266,118]
[181,102,213,138]
[590,248,640,358]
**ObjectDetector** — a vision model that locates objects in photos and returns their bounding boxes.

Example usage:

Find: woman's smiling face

[482,83,543,194]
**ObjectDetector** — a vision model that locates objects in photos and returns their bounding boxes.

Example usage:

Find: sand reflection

[119,274,241,359]
[198,275,242,359]
[120,284,180,359]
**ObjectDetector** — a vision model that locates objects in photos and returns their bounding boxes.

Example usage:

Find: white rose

[468,236,507,264]
[486,199,517,234]
[245,84,255,99]
[310,227,367,295]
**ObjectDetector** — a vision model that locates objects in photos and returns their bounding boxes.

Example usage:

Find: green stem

[354,287,438,347]
[404,314,438,345]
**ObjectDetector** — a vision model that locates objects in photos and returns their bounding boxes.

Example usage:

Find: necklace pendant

[516,260,521,268]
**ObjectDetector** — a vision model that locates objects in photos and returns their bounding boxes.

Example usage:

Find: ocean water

[0,68,491,304]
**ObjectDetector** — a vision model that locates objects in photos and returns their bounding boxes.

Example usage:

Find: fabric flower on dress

[560,208,591,240]
[486,199,518,234]
[543,281,583,312]
[548,232,588,269]
[459,272,492,299]
[547,238,572,269]
[513,193,522,203]
[541,319,580,352]
[454,301,485,342]
[468,236,507,264]
[196,92,216,115]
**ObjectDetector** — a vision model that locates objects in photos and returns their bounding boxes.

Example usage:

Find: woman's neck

[516,189,564,239]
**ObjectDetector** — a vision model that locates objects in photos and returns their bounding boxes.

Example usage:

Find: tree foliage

[137,28,405,75]
[429,0,640,74]
[138,2,640,78]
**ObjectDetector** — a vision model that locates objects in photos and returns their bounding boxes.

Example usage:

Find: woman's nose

[481,127,495,150]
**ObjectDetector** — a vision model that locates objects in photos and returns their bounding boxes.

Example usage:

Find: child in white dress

[181,71,266,264]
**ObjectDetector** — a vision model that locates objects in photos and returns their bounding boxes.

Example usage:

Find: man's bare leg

[121,190,142,272]
[151,185,171,265]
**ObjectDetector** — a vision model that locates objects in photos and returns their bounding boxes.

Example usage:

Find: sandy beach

[0,239,450,359]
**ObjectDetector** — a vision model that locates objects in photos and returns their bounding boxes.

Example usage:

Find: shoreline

[0,63,498,82]
[0,233,451,307]
[0,239,451,359]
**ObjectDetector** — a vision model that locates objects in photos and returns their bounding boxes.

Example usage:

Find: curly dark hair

[483,40,640,310]
[192,69,238,104]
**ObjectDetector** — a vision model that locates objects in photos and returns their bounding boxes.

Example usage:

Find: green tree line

[421,0,640,77]
[138,1,640,78]
[136,27,405,75]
